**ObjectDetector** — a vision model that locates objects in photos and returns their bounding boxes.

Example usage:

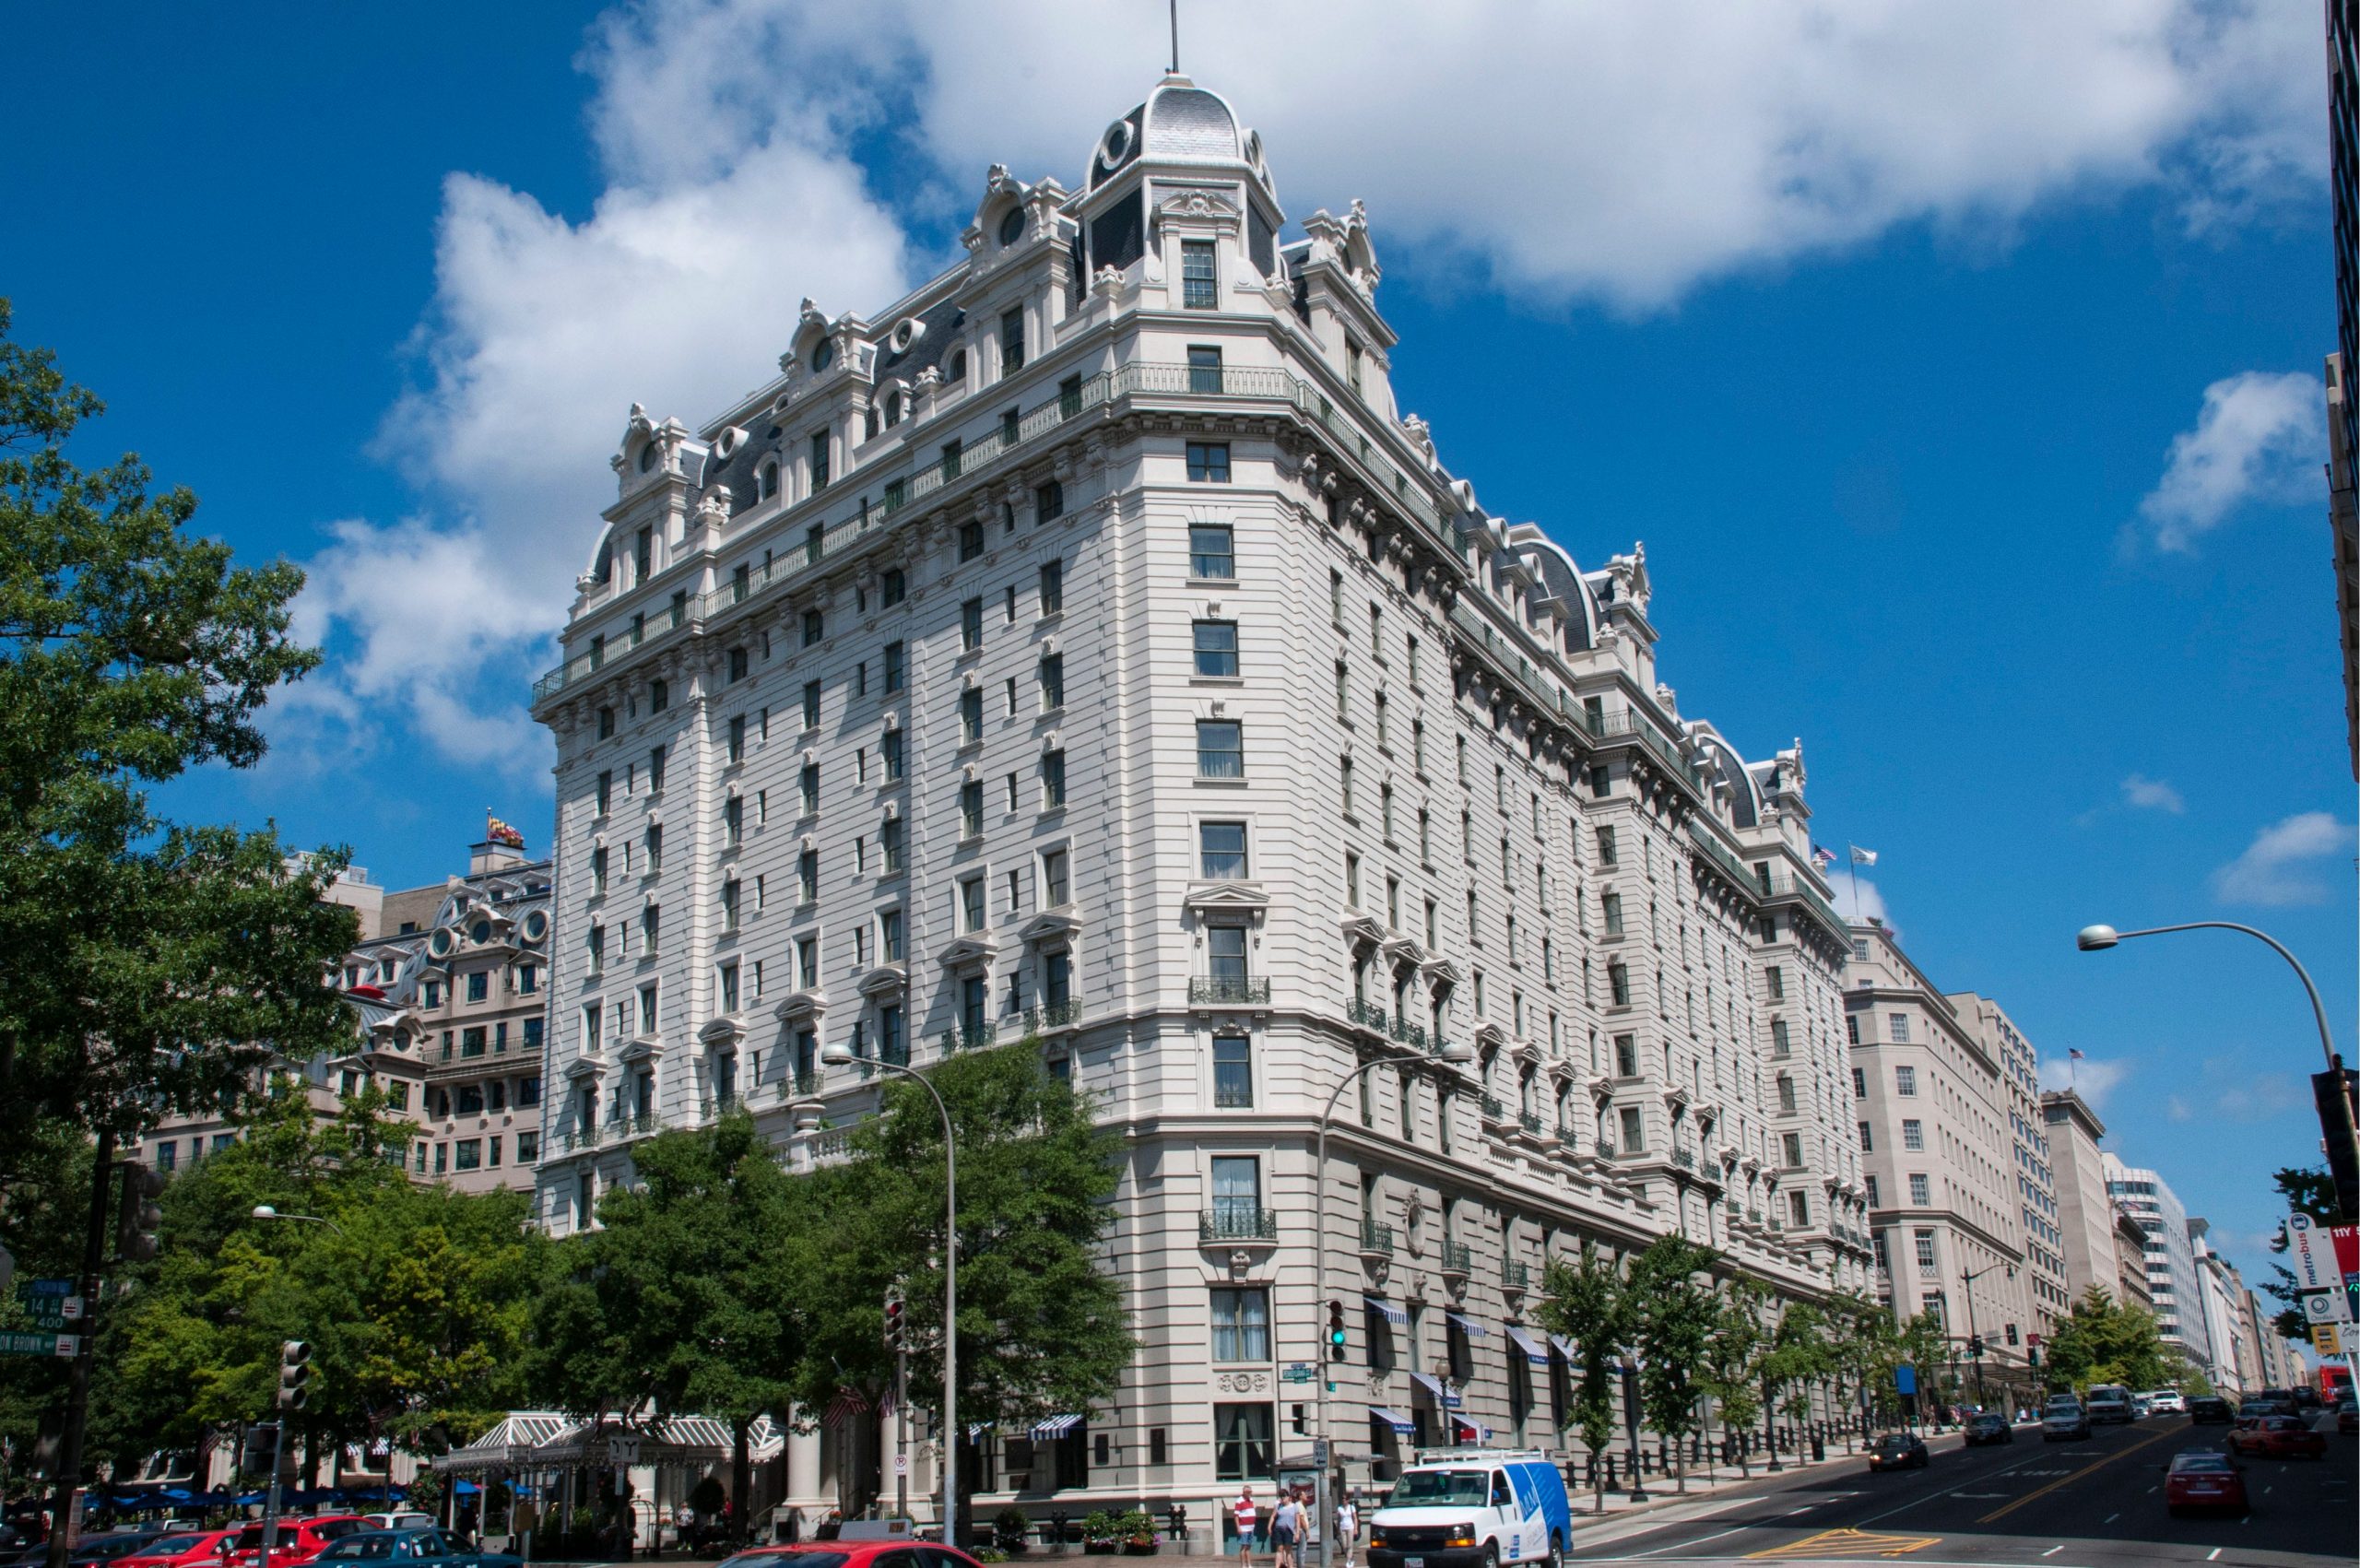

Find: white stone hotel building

[529,76,1877,1523]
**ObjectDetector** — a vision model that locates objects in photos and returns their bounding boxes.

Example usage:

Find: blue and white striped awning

[1032,1414,1085,1439]
[1409,1372,1461,1409]
[1363,1294,1408,1326]
[1368,1407,1414,1435]
[1549,1334,1578,1362]
[1504,1326,1550,1366]
[1446,1311,1490,1337]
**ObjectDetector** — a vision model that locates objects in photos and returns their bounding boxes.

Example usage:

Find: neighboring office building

[2041,1089,2118,1304]
[2246,1289,2302,1389]
[1952,993,2068,1338]
[1847,924,2037,1385]
[140,835,551,1197]
[527,73,1875,1526]
[2105,1153,2214,1374]
[2327,0,2359,777]
[2189,1220,2251,1396]
[2112,1205,2155,1315]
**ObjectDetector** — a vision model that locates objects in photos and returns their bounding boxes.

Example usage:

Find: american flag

[1811,845,1836,872]
[2069,1048,2086,1062]
[823,1387,872,1428]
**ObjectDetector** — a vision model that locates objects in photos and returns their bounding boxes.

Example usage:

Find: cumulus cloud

[299,0,2317,769]
[2040,1053,2130,1110]
[2165,1057,2304,1124]
[2210,811,2354,906]
[1829,876,1887,927]
[2136,370,2326,551]
[2121,773,2186,813]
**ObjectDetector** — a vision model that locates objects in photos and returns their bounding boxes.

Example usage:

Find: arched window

[638,442,657,473]
[594,539,613,583]
[948,348,967,383]
[760,461,780,501]
[886,391,903,427]
[998,206,1025,248]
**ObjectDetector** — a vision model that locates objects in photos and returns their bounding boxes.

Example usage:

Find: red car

[2227,1415,2329,1460]
[226,1518,369,1568]
[117,1529,242,1568]
[717,1541,990,1568]
[2164,1451,2249,1515]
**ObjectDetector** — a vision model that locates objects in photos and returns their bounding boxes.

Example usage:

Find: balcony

[558,1126,600,1153]
[1428,1035,1458,1060]
[1747,1208,1764,1226]
[1438,1241,1474,1278]
[1390,1017,1428,1050]
[1671,1145,1697,1171]
[1555,1121,1581,1148]
[791,1069,821,1098]
[619,1112,663,1139]
[537,360,1459,708]
[941,1021,997,1053]
[1346,998,1389,1034]
[1518,1111,1543,1138]
[1190,976,1270,1006]
[1502,1260,1530,1293]
[1592,1138,1618,1159]
[1360,1220,1397,1257]
[1757,870,1847,938]
[1200,1206,1280,1244]
[1481,1094,1511,1127]
[1011,999,1082,1035]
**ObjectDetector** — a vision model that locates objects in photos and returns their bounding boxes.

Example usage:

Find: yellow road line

[1743,1527,1943,1559]
[1974,1430,2175,1525]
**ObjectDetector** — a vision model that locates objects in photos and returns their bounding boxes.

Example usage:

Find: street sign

[2304,1291,2354,1326]
[606,1435,642,1466]
[21,1277,77,1296]
[17,1289,84,1329]
[2313,1324,2345,1356]
[891,1453,909,1477]
[1311,1439,1330,1467]
[2287,1216,2332,1291]
[1894,1364,1918,1397]
[1282,1364,1315,1383]
[0,1331,78,1357]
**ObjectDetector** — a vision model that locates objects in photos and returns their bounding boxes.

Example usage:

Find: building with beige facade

[2040,1089,2118,1304]
[1950,993,2067,1338]
[525,73,1874,1525]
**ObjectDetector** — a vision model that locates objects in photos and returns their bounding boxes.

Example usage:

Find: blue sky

[4,1,2348,1295]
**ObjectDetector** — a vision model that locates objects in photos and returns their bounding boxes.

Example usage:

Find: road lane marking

[2206,1551,2221,1561]
[1974,1430,2174,1525]
[1624,1525,1749,1558]
[1853,1446,2055,1528]
[2041,1549,2063,1558]
[2101,1514,2118,1525]
[1742,1527,1941,1559]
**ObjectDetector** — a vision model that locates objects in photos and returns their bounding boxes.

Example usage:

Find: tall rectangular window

[1042,848,1070,906]
[809,430,830,491]
[882,728,905,782]
[961,875,986,932]
[1038,653,1065,709]
[1000,307,1025,372]
[1908,1173,1931,1206]
[1199,820,1248,878]
[1041,749,1067,808]
[879,908,905,962]
[1902,1119,1924,1151]
[883,641,906,693]
[1196,720,1243,778]
[961,687,984,742]
[1038,560,1064,616]
[797,848,818,903]
[961,779,985,837]
[962,596,984,652]
[880,817,905,873]
[1189,524,1234,579]
[727,713,746,762]
[1193,619,1239,677]
[1895,1066,1918,1096]
[1213,1034,1253,1107]
[1182,242,1218,309]
[1210,1288,1269,1363]
[1187,343,1223,394]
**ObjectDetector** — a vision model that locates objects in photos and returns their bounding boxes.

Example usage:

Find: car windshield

[315,1542,394,1562]
[1387,1470,1489,1506]
[145,1539,209,1556]
[1873,1434,1914,1450]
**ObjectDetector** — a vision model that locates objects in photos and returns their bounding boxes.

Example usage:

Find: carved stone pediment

[856,963,909,1000]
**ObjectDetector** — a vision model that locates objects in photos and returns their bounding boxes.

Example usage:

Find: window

[883,641,906,693]
[881,567,906,607]
[649,678,669,713]
[1614,1034,1639,1076]
[809,430,830,490]
[1908,1173,1931,1206]
[648,745,667,793]
[1781,1131,1802,1166]
[880,816,905,873]
[1193,619,1239,677]
[1335,660,1351,720]
[1187,343,1223,395]
[1189,524,1234,579]
[1858,1120,1873,1152]
[1902,1119,1924,1152]
[1619,1105,1646,1152]
[1788,1190,1810,1227]
[1865,1174,1880,1206]
[882,727,905,782]
[461,1027,487,1058]
[1041,749,1067,808]
[999,307,1025,372]
[1197,720,1243,778]
[959,518,984,560]
[1596,825,1618,866]
[1210,1287,1268,1362]
[961,876,986,933]
[1182,241,1218,309]
[803,609,825,646]
[1200,820,1248,878]
[1042,847,1070,906]
[596,770,612,815]
[1765,965,1785,1000]
[1851,1067,1867,1096]
[718,960,740,1013]
[724,795,743,847]
[643,822,663,875]
[760,460,779,500]
[1038,560,1064,616]
[1895,1066,1918,1097]
[961,779,985,837]
[1186,442,1231,482]
[1915,1231,1938,1274]
[1038,653,1065,709]
[721,877,741,931]
[1210,1155,1261,1230]
[879,908,905,962]
[1213,1404,1274,1482]
[1208,925,1249,988]
[1036,479,1064,522]
[726,713,748,764]
[1889,1013,1912,1043]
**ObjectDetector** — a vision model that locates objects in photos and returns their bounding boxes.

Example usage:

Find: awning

[1363,1294,1407,1326]
[1549,1334,1578,1362]
[1408,1372,1461,1409]
[1032,1414,1085,1439]
[433,1411,572,1475]
[1451,1416,1493,1443]
[968,1423,995,1440]
[1504,1326,1550,1366]
[1446,1311,1490,1337]
[1368,1408,1414,1435]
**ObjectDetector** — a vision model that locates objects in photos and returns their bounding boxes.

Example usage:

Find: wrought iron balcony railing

[1200,1205,1280,1243]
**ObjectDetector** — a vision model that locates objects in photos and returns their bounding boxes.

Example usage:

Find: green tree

[1761,1301,1832,1448]
[1698,1280,1769,1474]
[2037,1288,2172,1397]
[0,299,351,1148]
[1625,1237,1718,1491]
[794,1047,1134,1533]
[533,1111,807,1536]
[1820,1291,1891,1449]
[1536,1242,1629,1513]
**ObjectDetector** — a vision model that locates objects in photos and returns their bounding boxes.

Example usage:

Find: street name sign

[1894,1364,1917,1397]
[0,1331,78,1357]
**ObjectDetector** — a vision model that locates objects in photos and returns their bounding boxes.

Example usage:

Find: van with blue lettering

[1366,1450,1572,1568]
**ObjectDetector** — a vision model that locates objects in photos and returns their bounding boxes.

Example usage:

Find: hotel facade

[528,76,1874,1524]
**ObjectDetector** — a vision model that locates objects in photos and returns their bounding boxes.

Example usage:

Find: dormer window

[949,348,967,383]
[998,206,1025,248]
[760,461,779,501]
[1182,241,1217,309]
[638,442,657,474]
[811,338,835,373]
[885,391,903,427]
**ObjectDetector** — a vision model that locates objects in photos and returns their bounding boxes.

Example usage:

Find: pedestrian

[1268,1492,1299,1568]
[1231,1490,1257,1565]
[1332,1495,1358,1568]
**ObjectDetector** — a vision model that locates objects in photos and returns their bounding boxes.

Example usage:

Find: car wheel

[1483,1544,1498,1568]
[1546,1534,1563,1568]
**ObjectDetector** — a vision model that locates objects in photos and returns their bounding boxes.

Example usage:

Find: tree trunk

[732,1420,752,1548]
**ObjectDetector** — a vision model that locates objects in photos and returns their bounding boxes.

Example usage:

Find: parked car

[1867,1431,1931,1471]
[2188,1396,2236,1424]
[65,1534,165,1568]
[2164,1450,2249,1516]
[715,1548,990,1568]
[117,1529,243,1568]
[228,1518,369,1568]
[2228,1414,2329,1461]
[1963,1413,2013,1446]
[2335,1393,2356,1435]
[312,1529,518,1568]
[2042,1398,2092,1442]
[2145,1388,2188,1416]
[354,1520,432,1537]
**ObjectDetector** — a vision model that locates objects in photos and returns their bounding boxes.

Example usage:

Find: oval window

[811,338,835,373]
[1099,119,1133,171]
[998,206,1025,247]
[521,910,549,943]
[469,920,492,944]
[429,928,455,958]
[638,442,657,473]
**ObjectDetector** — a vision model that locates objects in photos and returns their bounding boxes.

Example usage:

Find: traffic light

[277,1340,313,1411]
[1327,1299,1347,1362]
[2027,1346,2040,1370]
[883,1284,906,1353]
[1967,1335,1985,1360]
[243,1424,279,1475]
[115,1161,164,1263]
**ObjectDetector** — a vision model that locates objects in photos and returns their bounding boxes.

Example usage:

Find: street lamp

[251,1206,345,1236]
[1958,1264,2012,1411]
[1315,1039,1475,1568]
[2075,921,2360,1214]
[822,1043,958,1545]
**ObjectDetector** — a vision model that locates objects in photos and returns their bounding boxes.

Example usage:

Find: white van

[1367,1450,1572,1568]
[2085,1385,2134,1424]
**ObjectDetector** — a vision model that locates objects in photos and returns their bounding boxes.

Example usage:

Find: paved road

[1560,1414,2354,1565]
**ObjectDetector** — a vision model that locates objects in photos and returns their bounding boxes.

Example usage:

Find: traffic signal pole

[45,1126,114,1568]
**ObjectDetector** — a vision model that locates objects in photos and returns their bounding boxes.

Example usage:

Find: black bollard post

[1604,1453,1619,1494]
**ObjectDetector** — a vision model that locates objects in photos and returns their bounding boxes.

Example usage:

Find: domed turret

[1088,73,1268,191]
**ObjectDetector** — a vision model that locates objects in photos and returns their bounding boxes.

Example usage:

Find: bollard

[1811,1434,1824,1463]
[1604,1453,1619,1493]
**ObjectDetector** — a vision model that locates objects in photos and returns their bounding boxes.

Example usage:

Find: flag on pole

[1811,844,1837,873]
[1848,845,1879,867]
[823,1387,873,1428]
[2068,1048,2086,1062]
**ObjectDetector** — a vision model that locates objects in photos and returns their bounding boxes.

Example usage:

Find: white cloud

[2210,811,2354,906]
[2136,370,2325,551]
[2040,1053,2130,1110]
[1829,876,1887,927]
[2121,773,2186,813]
[300,0,2317,764]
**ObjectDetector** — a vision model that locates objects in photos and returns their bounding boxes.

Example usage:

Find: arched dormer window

[886,391,903,427]
[760,461,780,501]
[948,349,967,383]
[998,206,1025,248]
[638,442,658,474]
[594,539,614,583]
